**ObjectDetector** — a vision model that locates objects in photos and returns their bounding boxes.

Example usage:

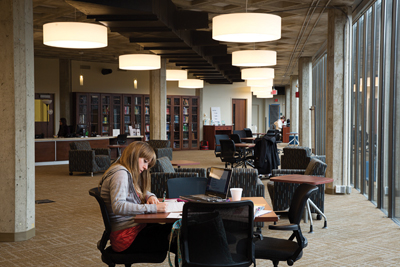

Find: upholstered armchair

[69,141,111,176]
[267,158,328,218]
[150,157,206,198]
[148,140,173,160]
[280,146,326,169]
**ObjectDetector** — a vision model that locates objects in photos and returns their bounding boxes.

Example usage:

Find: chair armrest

[271,169,306,176]
[93,148,111,156]
[175,168,207,177]
[269,224,299,231]
[256,178,265,198]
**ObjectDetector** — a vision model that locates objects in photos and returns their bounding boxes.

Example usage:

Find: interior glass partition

[312,54,327,156]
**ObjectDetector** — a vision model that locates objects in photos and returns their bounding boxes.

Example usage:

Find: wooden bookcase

[73,93,199,149]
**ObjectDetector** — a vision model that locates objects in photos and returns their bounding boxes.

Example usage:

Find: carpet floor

[1,147,400,266]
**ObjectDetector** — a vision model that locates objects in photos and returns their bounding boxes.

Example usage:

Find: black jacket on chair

[254,135,280,175]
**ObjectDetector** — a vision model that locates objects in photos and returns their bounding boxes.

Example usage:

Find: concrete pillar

[59,59,72,123]
[326,8,349,193]
[149,58,167,140]
[0,0,35,241]
[298,57,312,148]
[289,75,299,133]
[285,85,291,121]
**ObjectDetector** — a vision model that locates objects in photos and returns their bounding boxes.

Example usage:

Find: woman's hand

[147,195,159,204]
[156,202,168,213]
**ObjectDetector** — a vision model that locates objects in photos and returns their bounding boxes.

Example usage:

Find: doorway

[269,104,280,129]
[232,99,246,131]
[35,93,55,138]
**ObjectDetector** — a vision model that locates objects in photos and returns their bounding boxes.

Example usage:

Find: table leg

[307,199,328,229]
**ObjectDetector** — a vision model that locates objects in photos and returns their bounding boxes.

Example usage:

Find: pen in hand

[163,191,166,202]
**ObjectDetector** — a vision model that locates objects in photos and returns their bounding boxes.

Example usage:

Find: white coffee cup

[230,188,243,201]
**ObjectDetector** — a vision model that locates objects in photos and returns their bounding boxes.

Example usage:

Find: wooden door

[232,99,246,131]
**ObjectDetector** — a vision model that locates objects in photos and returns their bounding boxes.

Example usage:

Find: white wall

[201,82,252,138]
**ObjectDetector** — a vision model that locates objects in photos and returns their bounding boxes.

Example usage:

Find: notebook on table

[179,167,232,202]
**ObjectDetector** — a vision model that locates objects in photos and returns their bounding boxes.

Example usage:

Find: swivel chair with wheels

[254,184,318,267]
[88,187,168,267]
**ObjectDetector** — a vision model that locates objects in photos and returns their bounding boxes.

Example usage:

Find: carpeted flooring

[1,147,400,266]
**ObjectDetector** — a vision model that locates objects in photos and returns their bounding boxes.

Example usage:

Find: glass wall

[312,54,327,155]
[352,0,399,223]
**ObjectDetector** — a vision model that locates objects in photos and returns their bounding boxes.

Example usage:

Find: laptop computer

[180,167,233,202]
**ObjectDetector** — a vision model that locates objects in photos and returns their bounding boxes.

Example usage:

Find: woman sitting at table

[99,141,174,254]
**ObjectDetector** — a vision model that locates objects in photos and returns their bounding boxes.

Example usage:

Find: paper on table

[255,210,272,217]
[254,205,272,218]
[167,213,182,219]
[166,202,185,213]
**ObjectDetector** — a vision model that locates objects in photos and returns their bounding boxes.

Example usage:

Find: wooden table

[134,197,278,223]
[271,175,333,233]
[241,137,257,142]
[170,160,200,168]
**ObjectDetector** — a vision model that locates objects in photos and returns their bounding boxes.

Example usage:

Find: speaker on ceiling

[101,69,112,75]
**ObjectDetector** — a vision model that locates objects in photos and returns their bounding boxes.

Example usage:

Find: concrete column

[0,0,35,241]
[289,75,299,133]
[149,58,167,140]
[298,57,312,148]
[285,85,291,121]
[326,8,349,193]
[59,59,72,123]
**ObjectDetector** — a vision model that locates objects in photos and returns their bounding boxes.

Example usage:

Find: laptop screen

[206,167,232,198]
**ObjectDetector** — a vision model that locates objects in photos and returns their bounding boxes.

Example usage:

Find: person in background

[57,118,69,137]
[98,141,175,254]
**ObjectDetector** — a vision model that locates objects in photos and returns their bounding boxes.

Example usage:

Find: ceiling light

[251,86,273,93]
[166,70,188,81]
[119,54,161,70]
[43,22,107,49]
[247,79,274,87]
[256,94,273,98]
[212,13,281,43]
[241,68,275,80]
[232,50,277,67]
[178,79,204,88]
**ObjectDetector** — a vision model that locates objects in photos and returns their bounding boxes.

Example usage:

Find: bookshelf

[73,93,199,148]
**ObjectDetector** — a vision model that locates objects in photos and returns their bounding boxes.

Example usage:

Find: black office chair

[220,139,242,168]
[254,184,318,267]
[88,187,168,267]
[117,134,127,145]
[243,128,253,137]
[181,201,255,267]
[167,177,207,198]
[230,133,244,144]
[214,134,230,158]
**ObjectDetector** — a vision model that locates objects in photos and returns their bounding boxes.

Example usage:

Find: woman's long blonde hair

[116,141,156,202]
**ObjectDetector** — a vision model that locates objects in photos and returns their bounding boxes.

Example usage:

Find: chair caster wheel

[69,172,73,175]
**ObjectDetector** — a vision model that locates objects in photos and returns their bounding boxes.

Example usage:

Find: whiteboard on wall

[211,107,221,125]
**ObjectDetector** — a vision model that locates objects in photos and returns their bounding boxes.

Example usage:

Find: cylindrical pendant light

[166,70,188,81]
[178,79,204,88]
[119,54,161,70]
[256,94,273,98]
[247,79,274,87]
[43,22,108,49]
[241,68,275,80]
[251,86,273,93]
[232,50,277,67]
[212,13,281,43]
